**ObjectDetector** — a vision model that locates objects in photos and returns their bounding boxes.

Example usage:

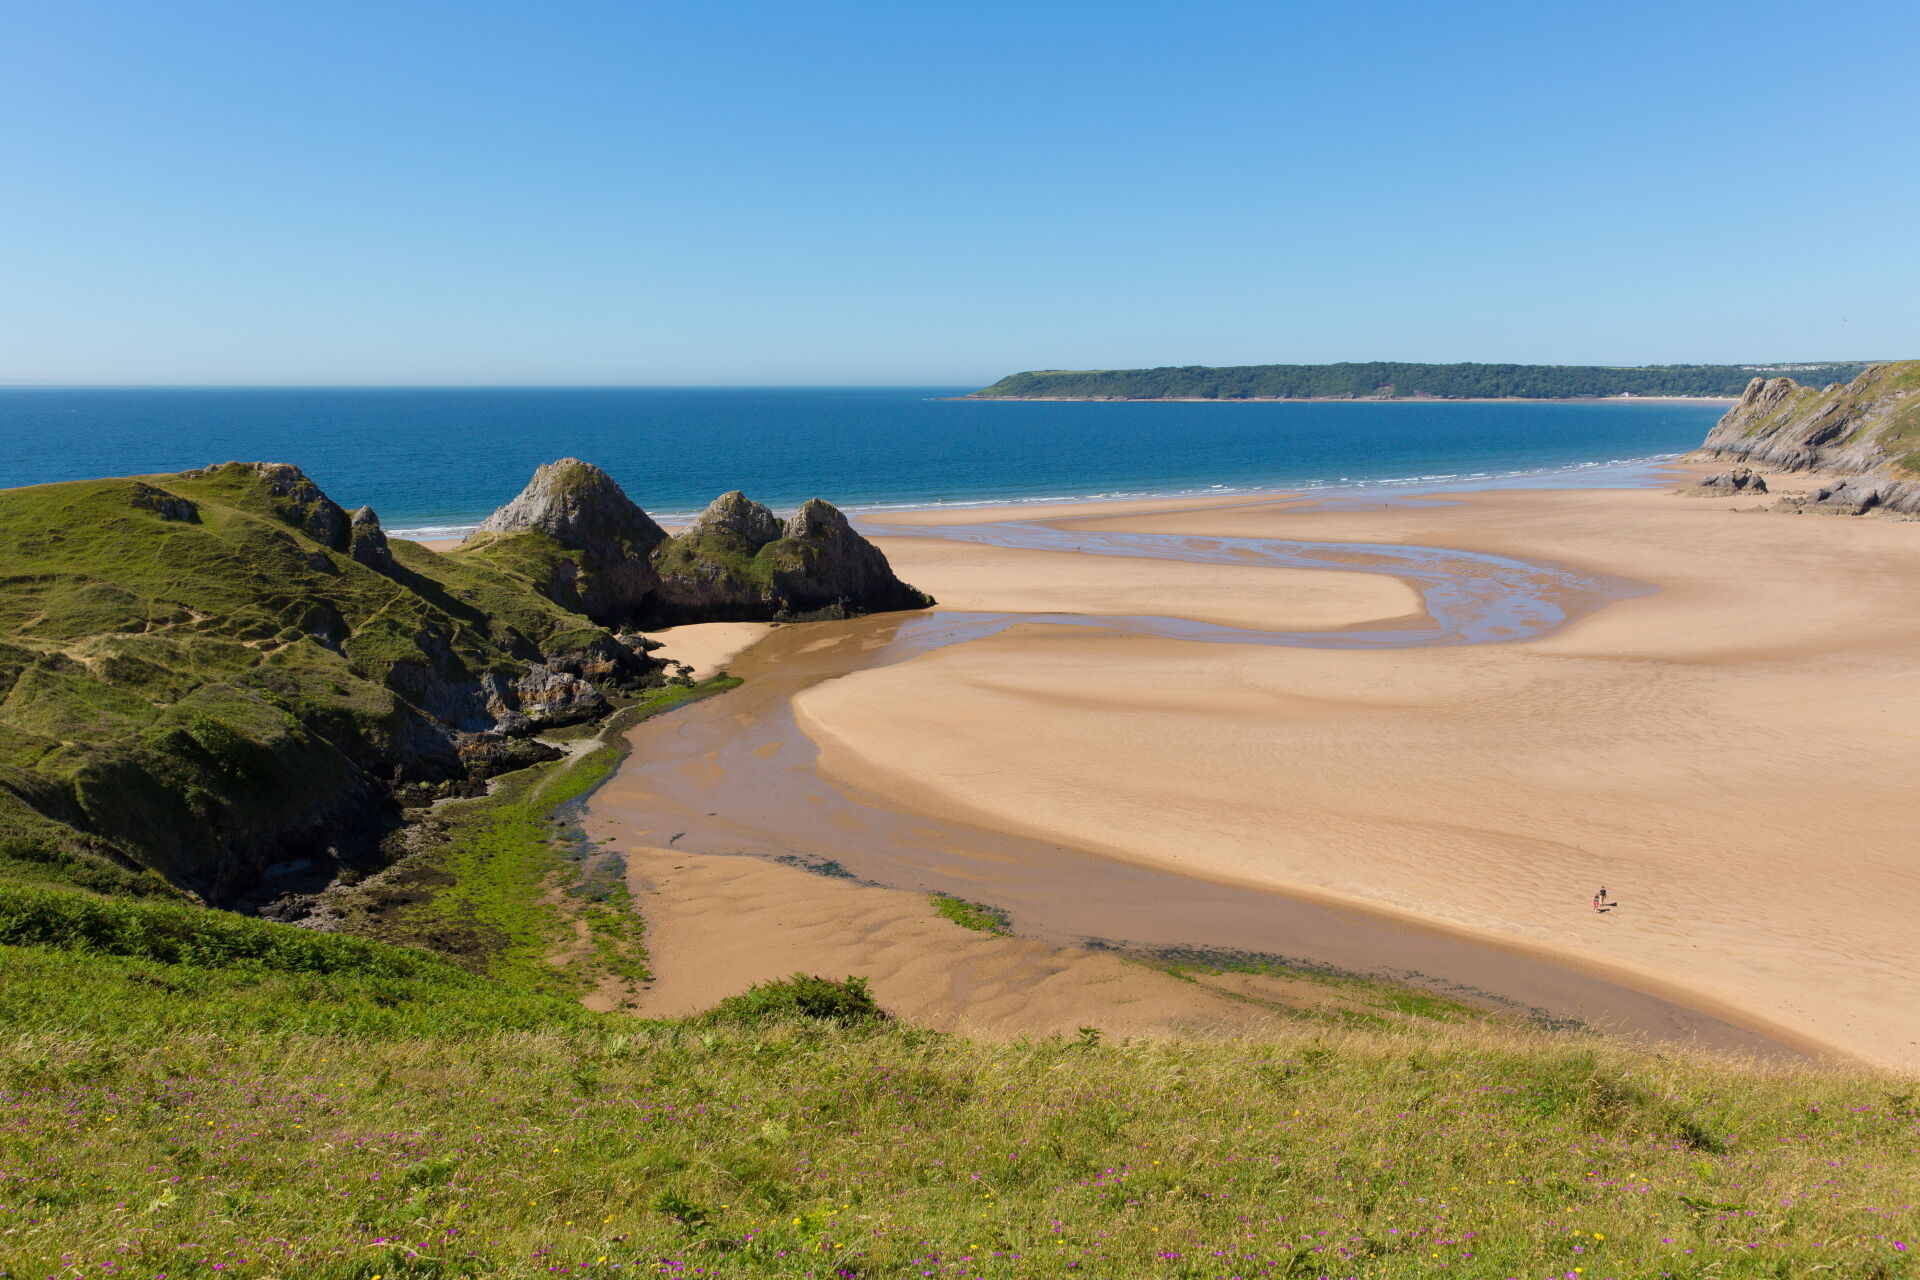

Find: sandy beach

[761,471,1918,1066]
[571,466,1920,1064]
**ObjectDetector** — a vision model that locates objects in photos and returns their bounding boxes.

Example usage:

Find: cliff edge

[1692,361,1920,514]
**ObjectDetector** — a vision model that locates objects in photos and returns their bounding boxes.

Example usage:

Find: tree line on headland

[970,360,1875,401]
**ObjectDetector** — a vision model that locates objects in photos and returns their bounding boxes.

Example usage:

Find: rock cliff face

[1692,362,1920,514]
[649,492,933,624]
[183,461,355,548]
[348,506,398,575]
[463,467,932,627]
[464,459,666,625]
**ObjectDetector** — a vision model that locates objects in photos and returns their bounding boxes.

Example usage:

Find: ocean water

[0,387,1723,535]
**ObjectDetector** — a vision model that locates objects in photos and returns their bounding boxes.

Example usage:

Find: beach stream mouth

[588,510,1808,1059]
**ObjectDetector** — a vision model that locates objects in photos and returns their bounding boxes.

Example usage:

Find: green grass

[331,677,740,995]
[0,921,1915,1278]
[931,892,1013,935]
[702,972,889,1026]
[1139,945,1524,1031]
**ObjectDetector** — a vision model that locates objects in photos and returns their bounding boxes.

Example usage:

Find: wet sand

[643,621,770,680]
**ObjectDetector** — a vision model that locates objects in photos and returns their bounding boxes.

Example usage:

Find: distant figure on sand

[1593,885,1610,913]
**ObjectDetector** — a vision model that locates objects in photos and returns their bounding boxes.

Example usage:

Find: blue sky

[2,0,1915,385]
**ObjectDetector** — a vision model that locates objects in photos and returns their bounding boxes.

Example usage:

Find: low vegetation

[1,901,1915,1278]
[931,892,1013,935]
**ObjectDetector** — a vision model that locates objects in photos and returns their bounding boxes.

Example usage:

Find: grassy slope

[0,467,645,896]
[5,664,1911,1276]
[1,892,1916,1278]
[1858,362,1920,472]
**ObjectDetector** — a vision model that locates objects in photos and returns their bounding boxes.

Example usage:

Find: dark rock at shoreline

[1794,478,1920,516]
[1694,468,1768,495]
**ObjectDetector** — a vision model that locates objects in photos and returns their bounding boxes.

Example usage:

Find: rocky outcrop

[1690,362,1920,514]
[688,489,784,545]
[777,498,935,616]
[463,465,932,627]
[1693,468,1768,495]
[465,458,666,625]
[183,461,353,548]
[348,506,398,574]
[1793,477,1920,517]
[648,491,933,625]
[128,482,199,522]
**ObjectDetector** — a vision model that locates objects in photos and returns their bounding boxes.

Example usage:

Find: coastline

[950,394,1740,404]
[581,464,1920,1068]
[392,453,1695,542]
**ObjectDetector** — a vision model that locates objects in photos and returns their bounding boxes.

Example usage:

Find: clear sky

[3,0,1916,386]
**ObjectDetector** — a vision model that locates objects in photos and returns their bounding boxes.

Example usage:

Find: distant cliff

[1692,361,1920,515]
[969,361,1874,401]
[459,460,932,627]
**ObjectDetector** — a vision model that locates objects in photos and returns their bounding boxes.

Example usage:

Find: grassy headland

[0,464,664,906]
[969,361,1874,401]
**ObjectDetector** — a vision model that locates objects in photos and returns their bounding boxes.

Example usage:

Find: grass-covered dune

[1,883,1916,1279]
[0,462,666,905]
[969,362,1876,402]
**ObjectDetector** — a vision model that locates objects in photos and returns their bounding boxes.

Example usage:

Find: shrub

[702,973,888,1026]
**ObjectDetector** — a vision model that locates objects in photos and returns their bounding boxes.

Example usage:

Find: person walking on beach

[1593,885,1609,913]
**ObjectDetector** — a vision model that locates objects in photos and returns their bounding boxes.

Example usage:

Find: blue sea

[0,387,1723,536]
